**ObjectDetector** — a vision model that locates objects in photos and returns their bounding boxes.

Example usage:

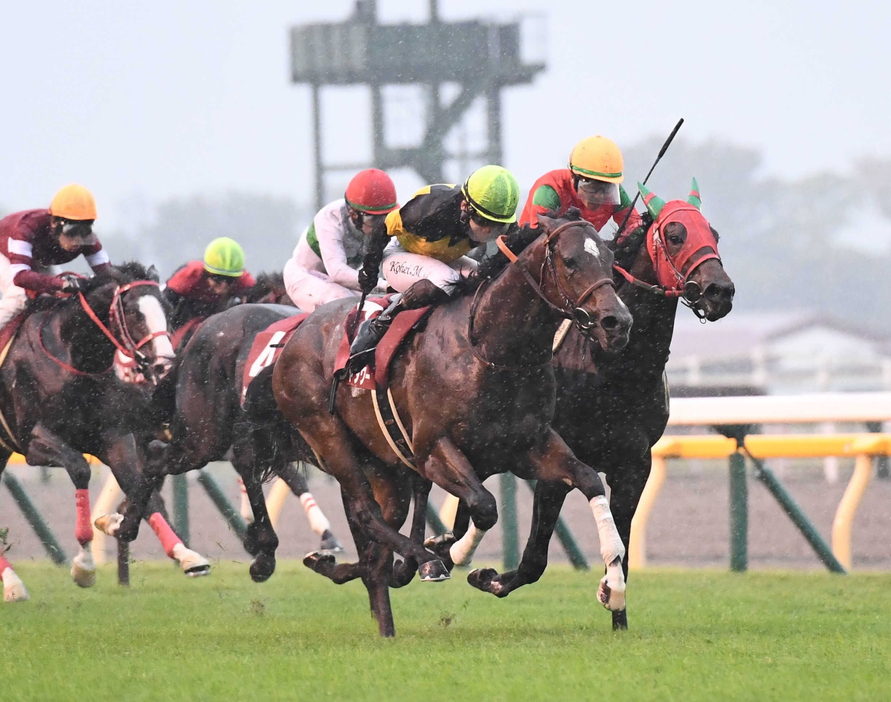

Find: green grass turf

[1,561,890,701]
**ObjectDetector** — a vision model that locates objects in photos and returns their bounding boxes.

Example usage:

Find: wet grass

[2,561,890,701]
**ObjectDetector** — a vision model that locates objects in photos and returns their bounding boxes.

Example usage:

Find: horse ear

[536,212,555,230]
[146,264,159,283]
[638,182,665,219]
[688,177,702,210]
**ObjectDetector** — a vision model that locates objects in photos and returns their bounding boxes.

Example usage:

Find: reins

[468,222,616,369]
[38,281,170,377]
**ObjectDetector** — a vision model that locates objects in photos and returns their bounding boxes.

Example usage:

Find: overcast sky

[2,0,889,231]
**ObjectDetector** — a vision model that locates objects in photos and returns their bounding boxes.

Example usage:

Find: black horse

[0,263,208,597]
[441,182,735,631]
[105,302,342,582]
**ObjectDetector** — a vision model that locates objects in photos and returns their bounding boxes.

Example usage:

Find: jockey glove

[59,277,83,294]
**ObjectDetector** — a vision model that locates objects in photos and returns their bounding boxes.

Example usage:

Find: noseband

[39,281,171,377]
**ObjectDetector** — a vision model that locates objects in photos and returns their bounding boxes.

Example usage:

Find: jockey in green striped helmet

[461,164,520,224]
[204,237,245,277]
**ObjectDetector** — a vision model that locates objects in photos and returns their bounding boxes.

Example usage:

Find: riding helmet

[461,165,520,224]
[345,169,399,215]
[204,237,245,277]
[49,184,98,221]
[569,136,625,184]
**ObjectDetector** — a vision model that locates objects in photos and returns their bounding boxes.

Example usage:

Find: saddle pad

[333,296,432,389]
[241,313,309,403]
[0,313,26,363]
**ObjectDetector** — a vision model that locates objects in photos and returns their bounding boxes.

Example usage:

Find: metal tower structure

[290,0,546,210]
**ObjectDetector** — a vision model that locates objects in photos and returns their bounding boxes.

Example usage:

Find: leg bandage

[449,520,486,566]
[0,556,12,578]
[75,489,93,545]
[590,495,626,565]
[299,492,330,536]
[148,513,183,559]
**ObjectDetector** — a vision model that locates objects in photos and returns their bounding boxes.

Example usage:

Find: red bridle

[39,281,171,377]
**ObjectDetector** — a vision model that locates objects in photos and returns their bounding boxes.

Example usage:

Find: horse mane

[610,214,652,271]
[244,271,285,302]
[24,260,161,314]
[450,208,585,297]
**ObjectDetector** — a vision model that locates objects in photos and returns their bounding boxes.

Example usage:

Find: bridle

[40,280,172,377]
[468,221,616,368]
[613,207,721,320]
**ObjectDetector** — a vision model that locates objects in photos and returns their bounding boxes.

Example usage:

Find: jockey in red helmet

[0,185,111,329]
[283,168,399,312]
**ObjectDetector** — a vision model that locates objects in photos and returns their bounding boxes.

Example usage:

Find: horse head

[615,180,735,322]
[81,262,176,382]
[533,210,632,353]
[244,271,294,306]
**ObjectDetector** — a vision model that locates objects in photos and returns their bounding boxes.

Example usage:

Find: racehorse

[271,211,634,637]
[439,181,735,631]
[0,263,207,602]
[103,302,342,582]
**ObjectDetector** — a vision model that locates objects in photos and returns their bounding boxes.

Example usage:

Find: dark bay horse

[243,272,294,306]
[106,302,342,582]
[446,181,735,631]
[272,212,634,637]
[0,263,207,600]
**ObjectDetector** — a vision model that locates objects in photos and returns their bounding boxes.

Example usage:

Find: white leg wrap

[238,478,254,524]
[449,520,486,566]
[172,543,211,576]
[2,567,30,602]
[299,492,331,536]
[71,543,96,588]
[590,495,626,565]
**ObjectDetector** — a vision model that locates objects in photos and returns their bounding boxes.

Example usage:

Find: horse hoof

[418,559,450,582]
[250,554,276,583]
[303,550,336,572]
[94,513,123,537]
[174,545,211,577]
[598,574,626,612]
[3,572,29,602]
[71,558,96,589]
[319,530,344,553]
[467,567,497,591]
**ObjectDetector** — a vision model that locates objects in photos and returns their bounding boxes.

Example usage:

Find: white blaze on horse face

[583,238,601,259]
[137,295,175,360]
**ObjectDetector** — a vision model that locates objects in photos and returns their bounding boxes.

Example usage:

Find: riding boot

[345,294,404,374]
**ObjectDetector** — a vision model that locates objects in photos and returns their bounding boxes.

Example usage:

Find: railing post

[832,453,873,570]
[172,474,189,547]
[500,473,519,571]
[729,451,748,572]
[2,473,68,565]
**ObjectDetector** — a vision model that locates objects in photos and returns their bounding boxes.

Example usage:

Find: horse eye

[668,235,683,245]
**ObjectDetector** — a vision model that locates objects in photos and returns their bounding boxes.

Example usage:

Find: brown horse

[272,212,633,636]
[442,181,735,631]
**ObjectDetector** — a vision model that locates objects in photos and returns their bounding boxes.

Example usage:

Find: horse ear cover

[638,183,665,219]
[688,178,702,210]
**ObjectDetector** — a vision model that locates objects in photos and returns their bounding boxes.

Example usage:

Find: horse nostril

[705,283,734,301]
[601,315,618,331]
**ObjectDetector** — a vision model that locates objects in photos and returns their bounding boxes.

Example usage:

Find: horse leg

[605,451,651,631]
[276,461,343,553]
[390,471,431,587]
[293,415,447,579]
[0,452,28,602]
[25,423,96,588]
[235,461,280,583]
[468,480,570,597]
[96,431,210,577]
[421,436,499,570]
[522,429,626,613]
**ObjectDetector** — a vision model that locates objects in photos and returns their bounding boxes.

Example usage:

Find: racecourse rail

[3,392,890,573]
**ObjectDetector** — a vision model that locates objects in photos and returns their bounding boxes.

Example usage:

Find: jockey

[519,135,643,235]
[164,237,255,333]
[283,168,399,312]
[345,164,520,368]
[0,184,111,329]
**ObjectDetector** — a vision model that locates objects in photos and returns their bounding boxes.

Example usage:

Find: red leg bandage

[148,513,182,558]
[75,489,93,545]
[0,555,12,577]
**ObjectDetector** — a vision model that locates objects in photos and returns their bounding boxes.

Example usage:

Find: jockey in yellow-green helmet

[345,164,521,370]
[163,237,256,342]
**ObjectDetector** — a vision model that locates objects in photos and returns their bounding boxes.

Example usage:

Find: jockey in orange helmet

[519,136,643,236]
[283,169,399,312]
[0,184,111,329]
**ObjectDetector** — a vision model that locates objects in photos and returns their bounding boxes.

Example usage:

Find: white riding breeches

[380,239,478,293]
[283,258,358,313]
[0,253,28,330]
